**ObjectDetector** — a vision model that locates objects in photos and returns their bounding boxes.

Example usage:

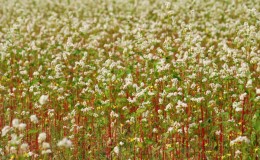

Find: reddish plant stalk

[106,115,112,159]
[200,105,206,160]
[241,96,247,134]
[219,121,223,157]
[186,105,190,159]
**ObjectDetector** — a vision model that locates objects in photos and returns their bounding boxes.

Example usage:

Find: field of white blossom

[0,0,260,159]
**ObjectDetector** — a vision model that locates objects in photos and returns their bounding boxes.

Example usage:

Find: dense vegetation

[0,0,259,159]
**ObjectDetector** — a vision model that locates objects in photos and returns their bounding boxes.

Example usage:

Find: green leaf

[28,129,38,134]
[172,72,181,81]
[73,49,81,55]
[136,108,146,115]
[145,139,154,145]
[166,147,174,152]
[252,111,260,132]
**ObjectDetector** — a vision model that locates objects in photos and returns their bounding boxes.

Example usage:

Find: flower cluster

[0,0,259,159]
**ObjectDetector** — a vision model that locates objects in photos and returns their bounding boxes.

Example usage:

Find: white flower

[39,95,48,105]
[18,123,27,131]
[42,142,50,149]
[57,137,72,148]
[12,119,19,128]
[215,130,221,136]
[246,79,252,88]
[30,115,39,124]
[20,143,29,151]
[0,148,3,155]
[239,93,247,101]
[235,150,241,158]
[256,88,260,94]
[230,136,250,146]
[232,101,242,108]
[165,103,173,111]
[235,107,242,112]
[153,128,158,133]
[113,146,119,155]
[28,152,34,157]
[1,126,11,137]
[10,146,17,154]
[110,111,119,118]
[10,134,21,145]
[167,127,174,133]
[42,149,52,154]
[38,132,47,143]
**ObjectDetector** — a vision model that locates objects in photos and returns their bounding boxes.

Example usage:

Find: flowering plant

[0,0,259,159]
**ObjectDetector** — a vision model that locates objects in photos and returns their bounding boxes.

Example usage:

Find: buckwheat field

[0,0,259,159]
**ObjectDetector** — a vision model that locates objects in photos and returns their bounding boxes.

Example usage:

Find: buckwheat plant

[0,0,259,159]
